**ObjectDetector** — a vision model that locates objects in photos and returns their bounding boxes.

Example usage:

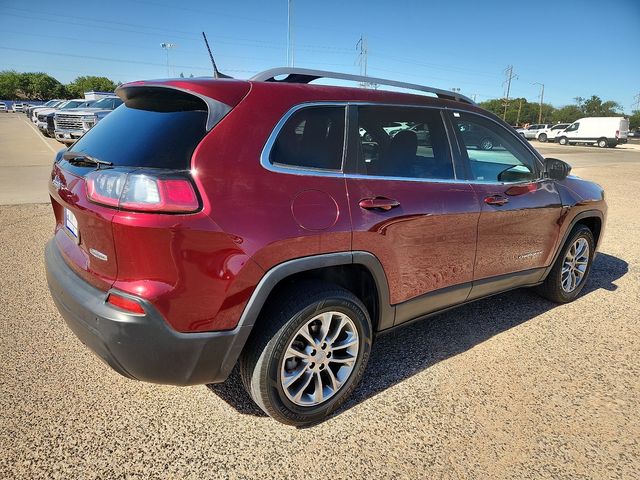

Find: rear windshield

[69,102,208,169]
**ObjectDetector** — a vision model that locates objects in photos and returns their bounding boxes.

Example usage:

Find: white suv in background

[537,123,571,143]
[522,123,552,139]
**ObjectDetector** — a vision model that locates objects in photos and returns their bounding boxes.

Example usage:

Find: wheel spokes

[280,311,360,407]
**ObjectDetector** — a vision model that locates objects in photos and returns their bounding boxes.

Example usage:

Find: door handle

[359,197,400,211]
[484,195,509,206]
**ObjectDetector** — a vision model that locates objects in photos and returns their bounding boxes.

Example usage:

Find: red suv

[45,68,606,425]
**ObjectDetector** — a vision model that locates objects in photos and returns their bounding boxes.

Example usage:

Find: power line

[0,46,255,73]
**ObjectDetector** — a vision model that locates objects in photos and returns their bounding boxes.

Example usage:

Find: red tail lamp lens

[107,293,145,314]
[86,170,199,213]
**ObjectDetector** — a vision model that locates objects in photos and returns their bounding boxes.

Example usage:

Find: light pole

[287,0,294,67]
[160,42,176,77]
[533,82,545,123]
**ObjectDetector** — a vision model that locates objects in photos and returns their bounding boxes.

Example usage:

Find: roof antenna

[202,32,232,79]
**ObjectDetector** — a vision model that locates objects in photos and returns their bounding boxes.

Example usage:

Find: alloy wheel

[280,311,359,407]
[561,238,589,293]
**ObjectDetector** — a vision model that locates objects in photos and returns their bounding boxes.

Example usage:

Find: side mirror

[544,157,571,180]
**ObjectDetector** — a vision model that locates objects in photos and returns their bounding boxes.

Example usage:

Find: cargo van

[557,117,629,148]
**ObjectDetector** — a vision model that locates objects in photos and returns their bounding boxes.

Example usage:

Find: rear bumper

[45,240,252,385]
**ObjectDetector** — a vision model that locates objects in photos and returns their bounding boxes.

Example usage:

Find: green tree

[552,105,583,123]
[66,76,118,98]
[629,110,640,130]
[581,95,621,117]
[0,71,66,99]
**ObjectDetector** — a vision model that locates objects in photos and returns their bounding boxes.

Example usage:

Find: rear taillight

[107,293,145,314]
[86,170,199,213]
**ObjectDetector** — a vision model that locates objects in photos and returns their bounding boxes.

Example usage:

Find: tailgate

[49,162,118,291]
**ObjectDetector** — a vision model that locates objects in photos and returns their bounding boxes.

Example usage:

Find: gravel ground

[1,146,639,479]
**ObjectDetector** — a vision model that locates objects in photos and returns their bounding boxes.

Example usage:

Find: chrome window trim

[260,101,544,185]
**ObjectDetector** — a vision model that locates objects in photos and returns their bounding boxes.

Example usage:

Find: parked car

[0,102,7,113]
[628,128,639,138]
[12,102,25,113]
[30,100,64,122]
[557,117,629,148]
[45,67,607,426]
[54,96,123,144]
[536,123,571,143]
[36,100,94,135]
[457,121,499,150]
[522,123,552,139]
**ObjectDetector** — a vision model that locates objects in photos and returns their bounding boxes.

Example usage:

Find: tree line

[479,95,640,129]
[0,70,119,100]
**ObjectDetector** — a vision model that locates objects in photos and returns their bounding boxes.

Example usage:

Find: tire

[479,137,494,150]
[597,138,607,148]
[240,281,373,426]
[558,136,569,145]
[538,133,548,143]
[537,225,595,303]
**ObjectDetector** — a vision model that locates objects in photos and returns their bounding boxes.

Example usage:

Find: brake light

[86,170,199,213]
[107,293,145,314]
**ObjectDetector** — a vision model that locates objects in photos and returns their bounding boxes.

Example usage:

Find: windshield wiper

[63,151,113,169]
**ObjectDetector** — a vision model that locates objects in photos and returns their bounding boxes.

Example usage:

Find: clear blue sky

[1,0,639,110]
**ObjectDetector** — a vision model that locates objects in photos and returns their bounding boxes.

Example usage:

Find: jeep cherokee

[45,68,607,425]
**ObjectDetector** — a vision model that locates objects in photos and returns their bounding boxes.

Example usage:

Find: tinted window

[70,102,207,169]
[566,122,579,132]
[270,106,345,170]
[356,106,454,179]
[451,111,537,183]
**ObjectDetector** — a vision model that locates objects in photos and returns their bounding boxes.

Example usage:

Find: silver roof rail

[251,67,476,105]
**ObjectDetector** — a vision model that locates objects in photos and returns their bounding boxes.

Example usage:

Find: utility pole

[287,0,295,67]
[533,82,545,123]
[356,35,370,88]
[470,93,478,103]
[516,98,523,126]
[160,42,176,77]
[502,65,517,121]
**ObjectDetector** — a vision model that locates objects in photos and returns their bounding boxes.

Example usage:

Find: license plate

[65,208,79,241]
[64,133,71,139]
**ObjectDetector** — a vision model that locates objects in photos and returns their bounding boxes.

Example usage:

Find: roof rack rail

[250,67,476,105]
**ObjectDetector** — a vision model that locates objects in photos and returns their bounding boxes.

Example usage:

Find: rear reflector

[107,293,145,314]
[86,170,199,213]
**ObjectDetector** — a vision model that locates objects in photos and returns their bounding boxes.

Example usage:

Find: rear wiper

[63,151,113,169]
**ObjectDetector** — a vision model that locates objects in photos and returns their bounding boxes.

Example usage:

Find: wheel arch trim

[218,251,394,380]
[543,209,604,279]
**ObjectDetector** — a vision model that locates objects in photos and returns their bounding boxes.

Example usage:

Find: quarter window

[270,106,346,170]
[355,106,454,179]
[451,111,537,183]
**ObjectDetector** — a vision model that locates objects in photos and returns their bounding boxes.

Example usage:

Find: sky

[1,0,639,110]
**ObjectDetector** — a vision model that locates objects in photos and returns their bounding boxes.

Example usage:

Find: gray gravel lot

[1,115,639,479]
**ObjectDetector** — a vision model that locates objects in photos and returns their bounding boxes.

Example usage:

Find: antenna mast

[201,32,231,79]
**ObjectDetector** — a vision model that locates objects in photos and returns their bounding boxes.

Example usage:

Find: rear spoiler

[116,84,232,131]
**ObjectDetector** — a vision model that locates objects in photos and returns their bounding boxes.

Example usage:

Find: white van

[557,117,629,148]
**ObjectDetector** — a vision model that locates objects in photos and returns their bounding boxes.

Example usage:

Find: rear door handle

[359,197,400,211]
[484,195,509,206]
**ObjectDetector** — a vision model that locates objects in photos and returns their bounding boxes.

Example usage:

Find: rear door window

[269,106,346,170]
[354,106,454,180]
